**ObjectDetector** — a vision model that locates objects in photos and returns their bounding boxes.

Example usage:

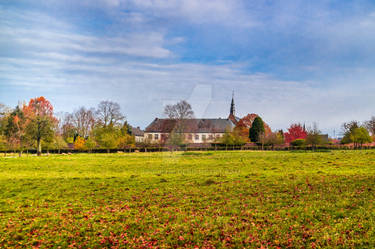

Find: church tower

[228,91,238,124]
[230,91,235,116]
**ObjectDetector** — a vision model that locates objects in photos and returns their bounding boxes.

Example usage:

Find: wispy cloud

[2,1,375,135]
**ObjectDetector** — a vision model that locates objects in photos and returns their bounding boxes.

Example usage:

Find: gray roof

[130,126,144,136]
[145,118,235,133]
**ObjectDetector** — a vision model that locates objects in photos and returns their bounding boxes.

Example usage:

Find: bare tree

[306,123,323,149]
[365,116,375,136]
[60,113,75,140]
[164,100,194,147]
[96,101,124,127]
[73,107,95,138]
[164,100,194,119]
[0,103,11,118]
[342,120,359,135]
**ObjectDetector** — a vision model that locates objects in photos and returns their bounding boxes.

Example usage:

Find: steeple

[230,90,235,116]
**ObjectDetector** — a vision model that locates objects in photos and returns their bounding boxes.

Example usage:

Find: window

[209,135,213,140]
[202,135,206,140]
[148,134,153,140]
[195,134,199,140]
[154,134,159,140]
[188,134,193,140]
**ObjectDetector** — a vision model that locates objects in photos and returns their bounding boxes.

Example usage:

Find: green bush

[291,139,306,146]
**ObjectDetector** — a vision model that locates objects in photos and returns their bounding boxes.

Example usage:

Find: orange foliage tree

[74,136,86,150]
[23,97,57,156]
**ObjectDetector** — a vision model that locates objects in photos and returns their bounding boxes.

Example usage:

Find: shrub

[291,139,306,146]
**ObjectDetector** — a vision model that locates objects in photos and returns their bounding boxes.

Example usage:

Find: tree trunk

[18,150,22,157]
[107,148,110,153]
[37,138,42,156]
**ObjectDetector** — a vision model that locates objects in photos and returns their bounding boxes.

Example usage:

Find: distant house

[144,94,239,144]
[130,126,145,143]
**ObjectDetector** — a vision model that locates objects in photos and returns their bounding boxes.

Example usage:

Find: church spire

[230,90,235,116]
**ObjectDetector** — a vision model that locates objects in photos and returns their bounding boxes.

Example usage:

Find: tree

[341,121,360,145]
[235,114,272,141]
[74,136,86,150]
[84,137,97,152]
[284,124,307,144]
[365,117,375,137]
[0,103,11,135]
[306,123,323,149]
[121,121,132,135]
[4,106,28,156]
[53,135,68,153]
[260,131,284,150]
[164,100,194,140]
[342,125,372,148]
[23,97,56,156]
[249,116,265,143]
[93,126,120,153]
[118,134,135,152]
[167,131,185,149]
[353,127,372,148]
[72,107,96,138]
[60,112,76,141]
[220,129,235,149]
[164,100,194,120]
[96,101,124,127]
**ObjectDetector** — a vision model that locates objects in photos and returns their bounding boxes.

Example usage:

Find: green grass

[1,150,375,248]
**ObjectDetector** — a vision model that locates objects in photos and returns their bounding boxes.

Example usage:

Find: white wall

[144,132,223,143]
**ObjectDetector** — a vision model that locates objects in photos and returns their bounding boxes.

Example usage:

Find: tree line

[0,97,135,156]
[1,98,374,155]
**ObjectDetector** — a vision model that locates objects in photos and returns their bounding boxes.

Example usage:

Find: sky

[1,0,375,136]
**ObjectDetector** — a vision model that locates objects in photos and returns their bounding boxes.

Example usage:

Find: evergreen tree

[249,116,265,143]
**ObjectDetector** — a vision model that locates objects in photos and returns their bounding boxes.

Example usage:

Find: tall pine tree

[249,116,265,143]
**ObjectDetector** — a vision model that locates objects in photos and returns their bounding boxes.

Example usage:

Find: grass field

[1,151,375,248]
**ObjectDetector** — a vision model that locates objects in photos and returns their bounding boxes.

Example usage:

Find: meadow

[1,150,375,248]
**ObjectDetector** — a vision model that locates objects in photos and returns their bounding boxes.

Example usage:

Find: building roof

[130,126,144,136]
[145,118,235,133]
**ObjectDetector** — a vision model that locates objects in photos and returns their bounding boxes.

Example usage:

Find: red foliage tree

[284,124,307,143]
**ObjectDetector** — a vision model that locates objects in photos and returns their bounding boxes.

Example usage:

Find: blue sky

[1,0,375,135]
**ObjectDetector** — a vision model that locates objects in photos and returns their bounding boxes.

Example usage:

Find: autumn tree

[23,97,56,156]
[284,124,307,144]
[235,114,272,142]
[96,101,124,127]
[74,136,86,150]
[249,116,265,143]
[4,106,27,156]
